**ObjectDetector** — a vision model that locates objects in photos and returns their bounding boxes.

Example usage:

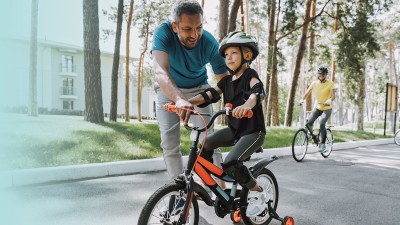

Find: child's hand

[232,105,252,118]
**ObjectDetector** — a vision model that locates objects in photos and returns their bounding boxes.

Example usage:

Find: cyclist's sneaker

[318,143,327,153]
[160,197,185,218]
[246,189,267,217]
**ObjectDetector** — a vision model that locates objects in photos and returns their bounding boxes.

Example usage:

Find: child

[188,31,268,217]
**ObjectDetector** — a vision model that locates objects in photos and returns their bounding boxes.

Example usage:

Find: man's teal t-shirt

[151,21,227,88]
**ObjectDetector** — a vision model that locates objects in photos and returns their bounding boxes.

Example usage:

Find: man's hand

[232,105,251,119]
[175,98,194,125]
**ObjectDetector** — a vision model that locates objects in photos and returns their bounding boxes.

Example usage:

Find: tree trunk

[137,12,151,122]
[83,0,104,123]
[331,3,339,83]
[109,0,124,122]
[306,0,317,113]
[264,0,276,126]
[357,69,365,131]
[228,0,241,33]
[245,0,250,33]
[240,0,245,31]
[269,43,280,126]
[29,0,39,117]
[125,0,134,122]
[284,0,312,127]
[218,0,229,41]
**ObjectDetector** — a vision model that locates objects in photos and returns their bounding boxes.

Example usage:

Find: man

[299,66,335,153]
[151,0,228,184]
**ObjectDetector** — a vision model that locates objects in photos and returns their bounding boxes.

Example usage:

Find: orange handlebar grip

[245,110,253,118]
[164,104,176,113]
[225,103,233,109]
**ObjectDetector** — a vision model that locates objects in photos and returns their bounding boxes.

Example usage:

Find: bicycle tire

[321,128,333,158]
[292,129,308,162]
[241,168,279,225]
[137,183,199,225]
[395,130,400,146]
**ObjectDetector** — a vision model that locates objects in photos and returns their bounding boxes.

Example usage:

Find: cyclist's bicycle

[137,104,294,225]
[395,129,400,146]
[292,103,334,162]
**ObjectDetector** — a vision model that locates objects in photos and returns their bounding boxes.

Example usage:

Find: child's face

[224,47,242,72]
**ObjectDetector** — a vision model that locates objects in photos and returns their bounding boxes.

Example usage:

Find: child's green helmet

[219,31,259,61]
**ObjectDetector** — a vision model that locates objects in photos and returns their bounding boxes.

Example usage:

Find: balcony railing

[60,86,77,96]
[59,64,77,73]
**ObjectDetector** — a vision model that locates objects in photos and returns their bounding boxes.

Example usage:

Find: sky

[0,0,220,58]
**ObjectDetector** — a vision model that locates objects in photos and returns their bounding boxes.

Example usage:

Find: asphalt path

[1,143,399,225]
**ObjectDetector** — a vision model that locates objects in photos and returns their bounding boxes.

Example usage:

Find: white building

[1,38,157,119]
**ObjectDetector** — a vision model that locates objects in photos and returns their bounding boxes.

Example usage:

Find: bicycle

[292,103,334,162]
[137,104,294,225]
[395,129,400,146]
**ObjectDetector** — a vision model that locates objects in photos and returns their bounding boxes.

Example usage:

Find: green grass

[0,113,391,170]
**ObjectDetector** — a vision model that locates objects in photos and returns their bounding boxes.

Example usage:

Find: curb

[0,138,394,188]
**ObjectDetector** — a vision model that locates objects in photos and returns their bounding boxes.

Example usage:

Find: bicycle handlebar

[164,103,253,132]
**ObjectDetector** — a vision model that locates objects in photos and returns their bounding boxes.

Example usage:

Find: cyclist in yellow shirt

[299,66,336,153]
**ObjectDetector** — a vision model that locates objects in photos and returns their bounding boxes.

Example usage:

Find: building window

[63,101,74,110]
[62,55,74,72]
[62,78,74,95]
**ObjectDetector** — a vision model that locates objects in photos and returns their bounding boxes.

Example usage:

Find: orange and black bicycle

[137,104,294,225]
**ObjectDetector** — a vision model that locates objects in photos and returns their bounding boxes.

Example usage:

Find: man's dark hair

[172,0,203,22]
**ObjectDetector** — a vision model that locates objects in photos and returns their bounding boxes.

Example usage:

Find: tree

[284,0,334,126]
[125,0,134,122]
[284,0,312,127]
[135,1,152,122]
[337,0,384,130]
[133,0,171,121]
[83,0,104,123]
[29,0,39,117]
[109,0,124,122]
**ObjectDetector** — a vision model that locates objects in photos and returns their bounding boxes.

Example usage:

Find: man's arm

[152,50,192,124]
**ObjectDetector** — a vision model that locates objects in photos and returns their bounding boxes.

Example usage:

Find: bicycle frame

[175,110,237,223]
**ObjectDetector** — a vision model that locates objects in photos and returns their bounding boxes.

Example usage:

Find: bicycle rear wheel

[137,183,199,225]
[321,128,333,158]
[241,168,279,225]
[395,130,400,146]
[292,129,308,162]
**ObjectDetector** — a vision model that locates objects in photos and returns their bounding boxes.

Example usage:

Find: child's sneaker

[246,189,267,217]
[318,143,327,153]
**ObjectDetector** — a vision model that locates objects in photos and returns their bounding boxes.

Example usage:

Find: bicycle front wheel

[321,128,333,158]
[137,183,199,225]
[395,130,400,146]
[292,129,308,162]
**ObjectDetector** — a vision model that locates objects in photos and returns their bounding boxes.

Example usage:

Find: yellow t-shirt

[310,80,335,111]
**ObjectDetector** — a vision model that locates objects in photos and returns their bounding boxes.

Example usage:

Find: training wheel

[282,216,294,225]
[230,210,241,223]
